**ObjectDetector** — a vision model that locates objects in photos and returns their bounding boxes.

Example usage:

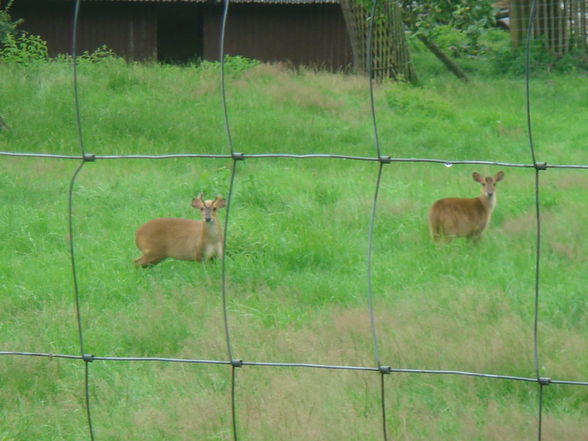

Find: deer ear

[472,172,482,183]
[192,193,204,208]
[495,171,505,182]
[214,196,226,208]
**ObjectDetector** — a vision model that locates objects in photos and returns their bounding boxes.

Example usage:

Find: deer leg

[134,254,163,267]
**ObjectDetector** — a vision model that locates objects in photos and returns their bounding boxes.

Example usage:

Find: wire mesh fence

[509,0,588,55]
[1,0,588,440]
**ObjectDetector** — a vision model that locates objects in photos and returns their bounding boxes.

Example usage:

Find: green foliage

[401,2,588,74]
[489,35,588,76]
[431,25,507,59]
[0,25,121,65]
[0,0,21,43]
[408,26,588,78]
[198,55,261,74]
[54,44,122,64]
[401,0,497,54]
[0,32,48,64]
[0,1,46,64]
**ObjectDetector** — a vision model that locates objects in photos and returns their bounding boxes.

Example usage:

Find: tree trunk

[417,34,469,82]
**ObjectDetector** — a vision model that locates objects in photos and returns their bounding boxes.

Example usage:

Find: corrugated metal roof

[86,0,340,4]
[231,0,339,3]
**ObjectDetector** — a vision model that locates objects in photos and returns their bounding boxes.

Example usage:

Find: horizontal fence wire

[1,0,588,439]
[2,351,588,386]
[2,151,588,169]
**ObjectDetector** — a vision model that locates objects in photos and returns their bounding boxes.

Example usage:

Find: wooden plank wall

[203,3,353,71]
[10,2,158,59]
[9,1,353,70]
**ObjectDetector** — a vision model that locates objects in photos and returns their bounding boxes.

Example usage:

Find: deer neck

[479,194,497,214]
[203,219,222,240]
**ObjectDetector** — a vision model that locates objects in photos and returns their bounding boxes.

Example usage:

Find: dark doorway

[157,7,203,64]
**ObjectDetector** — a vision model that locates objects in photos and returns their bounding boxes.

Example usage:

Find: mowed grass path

[1,60,587,440]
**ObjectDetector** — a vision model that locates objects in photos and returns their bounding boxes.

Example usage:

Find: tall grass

[0,55,587,440]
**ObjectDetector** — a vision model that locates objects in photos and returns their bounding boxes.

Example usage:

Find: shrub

[0,32,48,64]
[489,36,588,76]
[54,44,122,64]
[0,0,22,44]
[198,55,260,75]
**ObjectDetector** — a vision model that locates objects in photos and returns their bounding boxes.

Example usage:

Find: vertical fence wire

[67,160,95,441]
[69,1,95,440]
[525,0,539,167]
[366,0,382,160]
[366,163,384,370]
[219,1,241,440]
[219,0,235,363]
[524,1,549,440]
[222,158,240,441]
[366,1,390,439]
[219,0,234,157]
[71,0,85,157]
[538,383,546,441]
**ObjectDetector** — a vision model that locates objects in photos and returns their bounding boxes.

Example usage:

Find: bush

[0,0,22,44]
[489,36,588,76]
[198,55,260,74]
[0,32,48,64]
[54,44,122,64]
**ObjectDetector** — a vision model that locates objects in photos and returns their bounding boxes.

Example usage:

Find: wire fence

[508,0,588,55]
[1,0,588,440]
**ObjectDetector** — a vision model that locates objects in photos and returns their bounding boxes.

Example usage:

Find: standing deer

[428,171,505,242]
[134,193,226,267]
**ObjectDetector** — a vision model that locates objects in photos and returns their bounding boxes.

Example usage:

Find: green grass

[1,55,587,440]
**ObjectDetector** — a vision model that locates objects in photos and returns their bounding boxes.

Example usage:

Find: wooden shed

[6,0,353,70]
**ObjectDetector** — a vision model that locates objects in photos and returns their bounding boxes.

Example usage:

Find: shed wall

[9,2,158,59]
[204,4,353,70]
[8,1,352,70]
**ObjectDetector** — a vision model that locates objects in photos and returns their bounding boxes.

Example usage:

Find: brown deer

[134,193,226,267]
[429,171,505,242]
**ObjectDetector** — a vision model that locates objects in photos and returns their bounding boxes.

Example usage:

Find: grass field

[1,51,587,440]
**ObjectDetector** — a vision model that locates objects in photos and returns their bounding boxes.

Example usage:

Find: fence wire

[67,1,96,440]
[525,4,546,439]
[1,0,588,440]
[3,150,588,169]
[508,0,588,56]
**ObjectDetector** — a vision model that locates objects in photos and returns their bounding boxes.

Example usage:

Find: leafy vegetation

[0,31,48,64]
[0,0,21,44]
[0,45,587,441]
[401,0,497,53]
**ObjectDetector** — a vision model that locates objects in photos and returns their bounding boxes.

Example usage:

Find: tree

[400,0,497,81]
[0,0,21,45]
[400,0,496,51]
